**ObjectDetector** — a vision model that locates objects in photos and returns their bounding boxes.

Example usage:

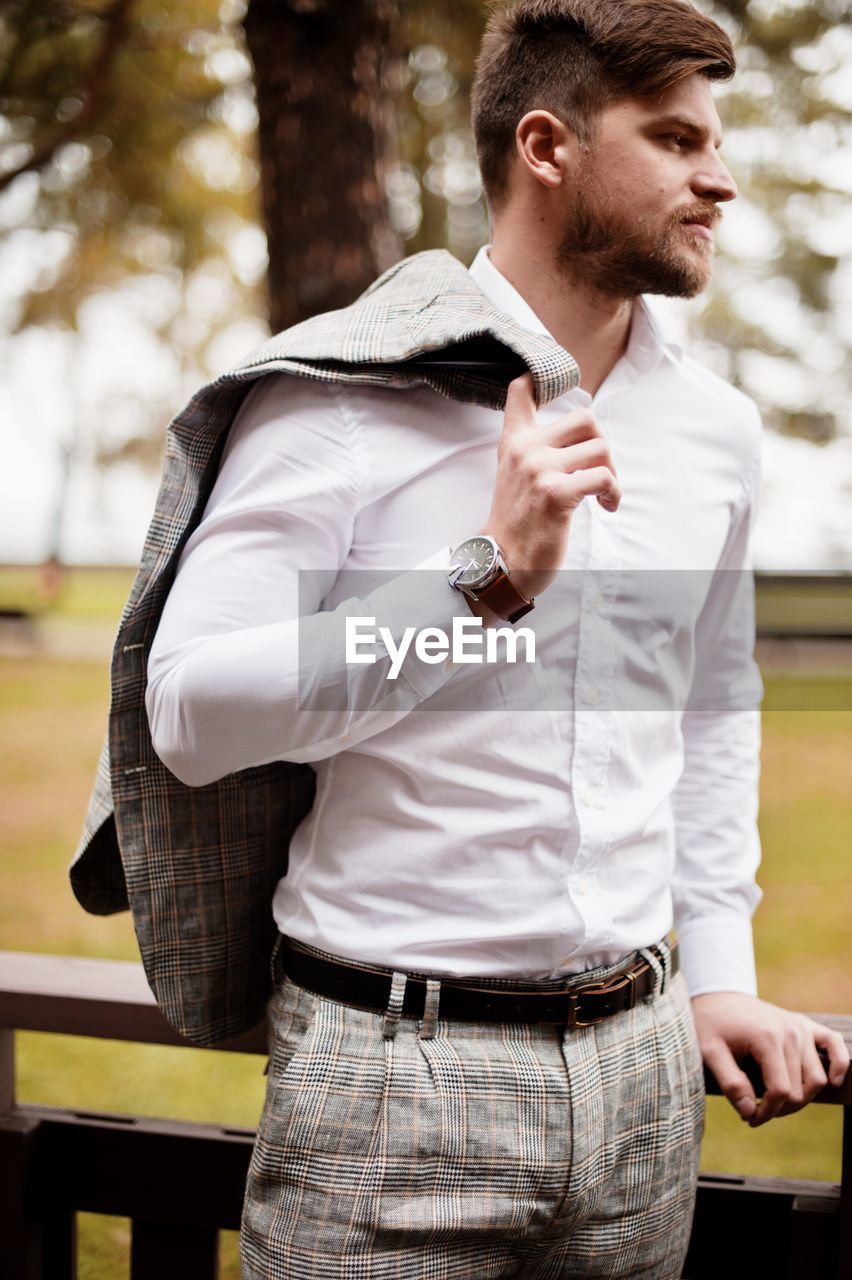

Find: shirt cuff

[675,914,758,998]
[365,544,472,699]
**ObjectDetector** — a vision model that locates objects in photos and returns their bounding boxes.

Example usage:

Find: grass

[0,565,136,620]
[697,707,851,1185]
[1,604,851,1275]
[762,675,852,712]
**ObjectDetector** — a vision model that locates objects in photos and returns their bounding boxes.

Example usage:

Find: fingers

[694,998,849,1131]
[701,1039,757,1120]
[751,1016,834,1124]
[775,1031,808,1118]
[788,1034,829,1112]
[547,435,618,479]
[797,1024,831,1102]
[493,374,619,597]
[501,375,619,511]
[502,373,540,438]
[748,1040,792,1126]
[504,377,611,457]
[811,1021,851,1089]
[558,439,619,491]
[776,1020,848,1116]
[538,407,607,451]
[545,466,622,513]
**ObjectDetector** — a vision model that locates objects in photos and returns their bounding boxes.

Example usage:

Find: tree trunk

[244,0,403,332]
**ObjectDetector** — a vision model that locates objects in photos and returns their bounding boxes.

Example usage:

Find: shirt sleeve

[145,373,468,786]
[670,428,765,998]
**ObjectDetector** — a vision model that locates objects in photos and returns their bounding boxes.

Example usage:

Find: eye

[666,134,690,150]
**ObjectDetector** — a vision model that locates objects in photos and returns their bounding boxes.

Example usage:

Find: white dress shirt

[146,245,765,997]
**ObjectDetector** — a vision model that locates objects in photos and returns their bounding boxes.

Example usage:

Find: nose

[692,154,738,203]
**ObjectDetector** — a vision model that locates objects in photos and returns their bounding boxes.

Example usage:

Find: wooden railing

[1,950,850,1279]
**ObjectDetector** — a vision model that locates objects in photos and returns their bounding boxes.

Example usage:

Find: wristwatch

[447,534,535,624]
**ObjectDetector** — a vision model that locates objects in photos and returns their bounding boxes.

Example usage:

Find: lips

[678,205,718,232]
[681,221,714,241]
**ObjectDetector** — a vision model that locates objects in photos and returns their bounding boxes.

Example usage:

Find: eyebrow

[649,114,722,150]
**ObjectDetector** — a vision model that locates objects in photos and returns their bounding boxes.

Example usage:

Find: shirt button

[576,876,592,893]
[593,592,605,611]
[583,786,602,807]
[584,685,600,704]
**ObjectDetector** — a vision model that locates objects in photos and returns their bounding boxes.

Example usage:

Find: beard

[555,168,714,300]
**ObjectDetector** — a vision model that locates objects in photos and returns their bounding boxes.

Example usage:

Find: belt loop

[383,971,408,1040]
[270,932,285,989]
[656,935,671,993]
[419,978,441,1040]
[637,945,665,1001]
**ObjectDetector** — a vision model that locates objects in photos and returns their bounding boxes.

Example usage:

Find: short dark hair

[471,0,736,210]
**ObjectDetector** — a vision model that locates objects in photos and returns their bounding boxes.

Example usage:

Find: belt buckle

[566,982,608,1030]
[565,968,638,1030]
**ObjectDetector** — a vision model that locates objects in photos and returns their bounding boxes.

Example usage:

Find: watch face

[450,536,498,588]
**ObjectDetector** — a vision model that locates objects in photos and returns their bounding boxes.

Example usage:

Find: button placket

[571,496,621,874]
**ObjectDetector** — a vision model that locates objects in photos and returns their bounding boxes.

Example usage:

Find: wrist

[476,528,538,602]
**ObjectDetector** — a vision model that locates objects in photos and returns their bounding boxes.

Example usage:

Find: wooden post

[0,1026,14,1112]
[839,1103,852,1280]
[131,1221,219,1278]
[0,1111,44,1279]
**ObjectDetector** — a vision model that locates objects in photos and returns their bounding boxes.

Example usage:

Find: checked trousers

[240,937,705,1279]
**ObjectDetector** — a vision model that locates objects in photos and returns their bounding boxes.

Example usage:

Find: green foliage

[697,0,852,442]
[0,0,262,360]
[1,0,850,455]
[390,0,490,260]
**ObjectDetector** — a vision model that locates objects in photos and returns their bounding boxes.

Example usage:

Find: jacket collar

[234,248,582,411]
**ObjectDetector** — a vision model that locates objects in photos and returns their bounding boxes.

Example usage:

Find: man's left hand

[691,992,850,1127]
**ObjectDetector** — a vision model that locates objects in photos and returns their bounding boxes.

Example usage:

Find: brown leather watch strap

[474,570,534,624]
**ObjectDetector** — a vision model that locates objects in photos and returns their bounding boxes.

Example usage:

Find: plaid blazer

[69,248,580,1046]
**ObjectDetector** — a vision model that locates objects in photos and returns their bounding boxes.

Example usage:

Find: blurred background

[0,0,850,1275]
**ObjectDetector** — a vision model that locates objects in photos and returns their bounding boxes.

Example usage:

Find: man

[89,0,849,1276]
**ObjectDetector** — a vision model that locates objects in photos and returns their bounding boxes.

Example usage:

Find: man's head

[471,0,739,299]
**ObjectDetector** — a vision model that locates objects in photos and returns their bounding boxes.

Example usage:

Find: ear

[514,110,578,192]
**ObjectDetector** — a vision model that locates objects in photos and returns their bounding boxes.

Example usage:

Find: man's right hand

[479,372,621,602]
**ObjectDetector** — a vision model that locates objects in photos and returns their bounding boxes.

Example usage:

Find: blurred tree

[700,0,852,444]
[243,0,402,331]
[383,0,488,261]
[0,0,259,333]
[0,0,850,466]
[0,0,133,196]
[0,0,264,554]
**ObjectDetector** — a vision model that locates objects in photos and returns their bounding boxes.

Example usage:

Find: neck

[488,222,635,399]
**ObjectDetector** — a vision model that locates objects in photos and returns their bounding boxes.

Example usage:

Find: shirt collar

[468,244,683,375]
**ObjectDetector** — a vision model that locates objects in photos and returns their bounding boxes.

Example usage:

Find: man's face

[555,73,737,299]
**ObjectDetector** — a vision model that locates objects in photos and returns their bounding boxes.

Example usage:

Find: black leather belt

[280,937,678,1028]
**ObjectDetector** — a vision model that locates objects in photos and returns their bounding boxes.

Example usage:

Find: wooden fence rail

[1,950,850,1279]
